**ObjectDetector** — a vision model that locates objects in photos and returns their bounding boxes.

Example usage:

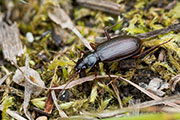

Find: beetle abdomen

[96,36,142,62]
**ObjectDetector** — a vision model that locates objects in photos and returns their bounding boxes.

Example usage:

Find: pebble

[36,116,48,120]
[26,32,34,43]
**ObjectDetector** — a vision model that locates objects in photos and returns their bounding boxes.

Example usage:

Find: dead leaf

[12,55,45,120]
[48,6,94,52]
[44,92,54,114]
[146,78,169,96]
[0,22,24,64]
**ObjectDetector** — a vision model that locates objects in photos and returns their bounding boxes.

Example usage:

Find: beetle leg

[79,69,86,78]
[90,43,97,51]
[101,66,123,108]
[133,38,173,59]
[104,20,123,41]
[98,63,113,89]
[68,57,77,64]
[104,26,111,41]
[63,52,77,64]
[79,69,91,92]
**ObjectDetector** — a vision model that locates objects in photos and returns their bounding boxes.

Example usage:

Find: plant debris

[48,5,94,52]
[0,21,24,64]
[76,0,124,15]
[12,55,45,120]
[145,78,169,96]
[0,72,12,86]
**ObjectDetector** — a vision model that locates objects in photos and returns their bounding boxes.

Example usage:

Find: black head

[75,53,98,72]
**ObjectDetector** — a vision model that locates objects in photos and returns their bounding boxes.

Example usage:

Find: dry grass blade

[118,76,180,108]
[50,75,117,90]
[51,90,67,118]
[111,81,123,108]
[162,107,180,113]
[52,75,180,108]
[23,88,32,120]
[0,22,23,64]
[82,95,180,118]
[0,105,27,120]
[0,72,12,86]
[169,74,180,91]
[48,6,94,52]
[165,0,177,10]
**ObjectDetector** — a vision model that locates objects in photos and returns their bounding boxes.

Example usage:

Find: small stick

[135,24,180,40]
[77,0,123,15]
[96,23,180,43]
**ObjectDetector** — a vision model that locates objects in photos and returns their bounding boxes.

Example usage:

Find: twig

[111,81,123,108]
[96,23,180,43]
[135,23,180,39]
[76,0,122,15]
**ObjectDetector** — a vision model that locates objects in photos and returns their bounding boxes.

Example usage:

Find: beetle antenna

[71,59,77,64]
[133,38,173,58]
[58,70,80,96]
[63,53,77,64]
[104,27,111,41]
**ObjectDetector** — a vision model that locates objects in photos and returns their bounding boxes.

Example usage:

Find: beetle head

[75,53,98,72]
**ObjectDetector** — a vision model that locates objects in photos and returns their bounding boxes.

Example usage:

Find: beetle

[75,35,142,72]
[74,22,172,73]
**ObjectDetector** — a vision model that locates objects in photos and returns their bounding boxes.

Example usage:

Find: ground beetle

[75,35,142,72]
[75,22,171,73]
